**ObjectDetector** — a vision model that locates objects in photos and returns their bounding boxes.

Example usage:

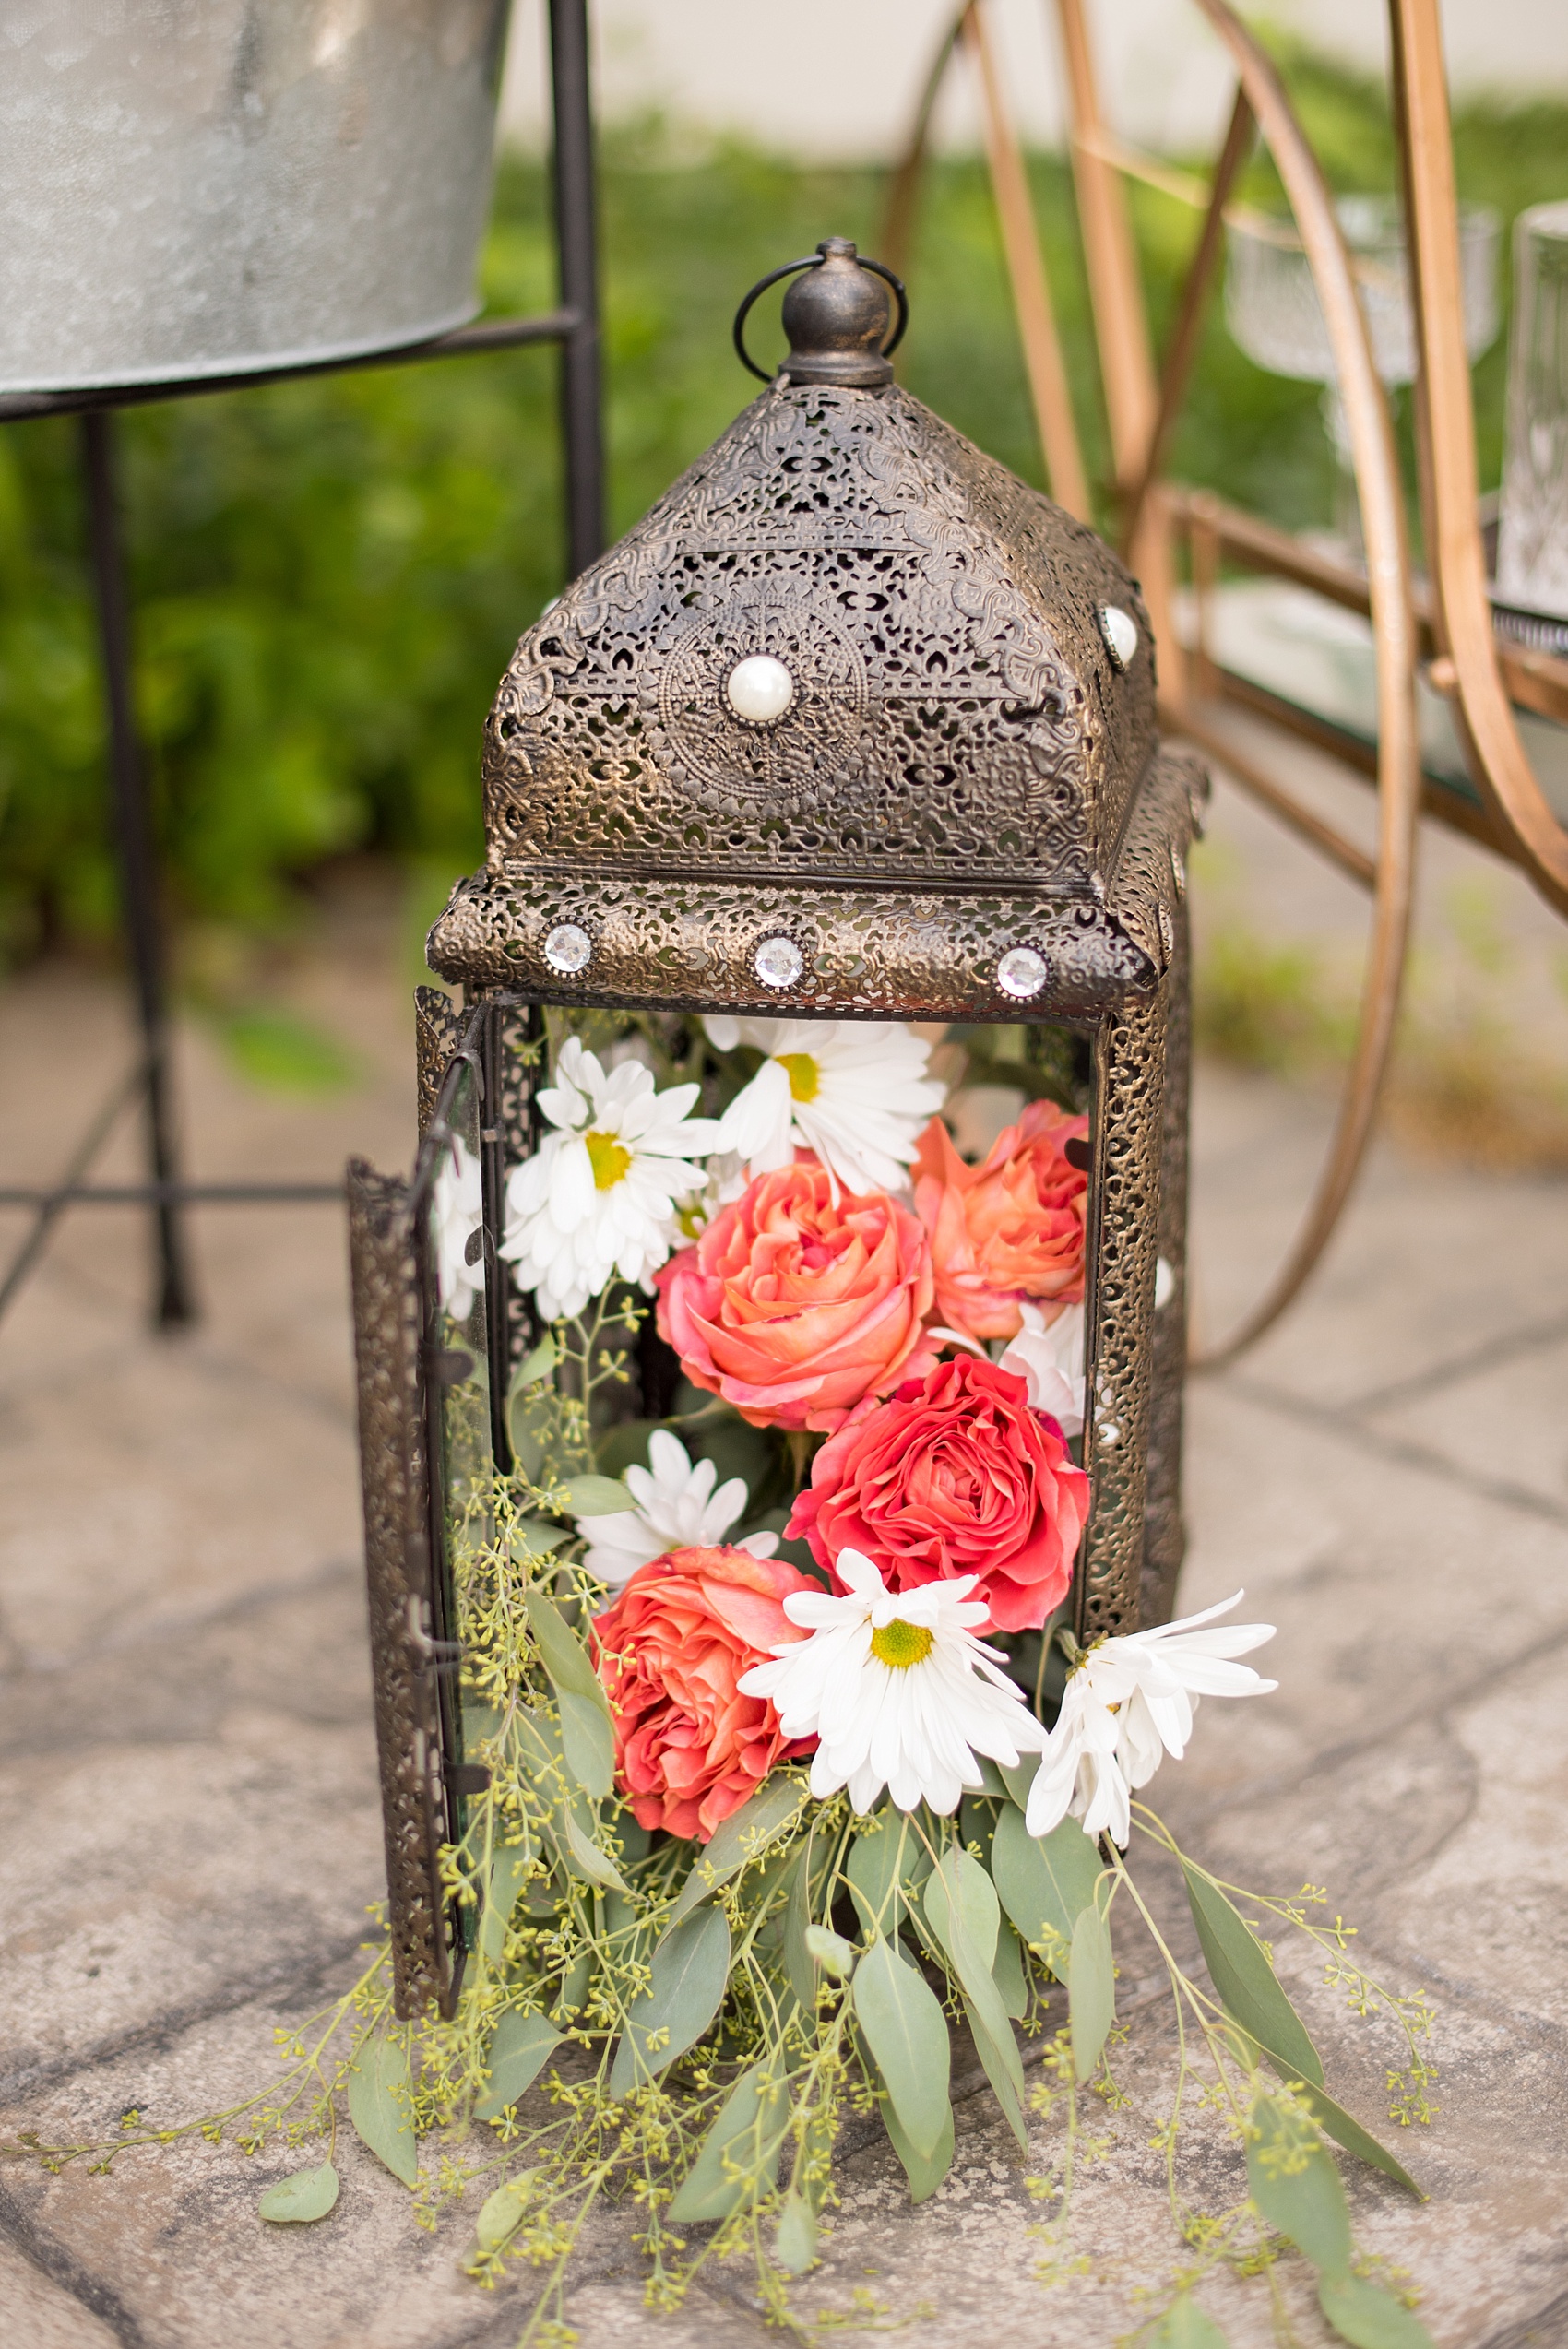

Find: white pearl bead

[1099,604,1139,670]
[726,654,794,723]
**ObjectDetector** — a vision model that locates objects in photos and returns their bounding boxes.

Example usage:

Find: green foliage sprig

[10,1320,1440,2345]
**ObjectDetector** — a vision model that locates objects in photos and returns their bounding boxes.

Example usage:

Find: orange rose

[913,1100,1088,1342]
[655,1157,936,1433]
[591,1546,815,1840]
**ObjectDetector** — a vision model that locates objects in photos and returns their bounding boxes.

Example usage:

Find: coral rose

[914,1100,1089,1342]
[591,1545,816,1841]
[785,1354,1089,1633]
[654,1157,936,1434]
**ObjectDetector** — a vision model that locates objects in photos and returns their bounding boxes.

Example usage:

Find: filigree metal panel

[1142,899,1191,1630]
[430,748,1197,1024]
[1076,984,1170,1642]
[465,379,1155,903]
[346,1160,457,2017]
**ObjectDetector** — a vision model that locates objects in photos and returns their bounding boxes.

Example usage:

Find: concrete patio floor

[2,809,1566,2349]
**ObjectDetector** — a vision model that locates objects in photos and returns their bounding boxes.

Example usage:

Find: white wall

[500,0,1568,162]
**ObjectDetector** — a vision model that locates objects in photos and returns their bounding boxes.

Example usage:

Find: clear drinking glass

[1226,196,1500,540]
[1496,201,1568,626]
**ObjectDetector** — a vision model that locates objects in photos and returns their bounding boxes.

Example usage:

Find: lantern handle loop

[732,252,909,382]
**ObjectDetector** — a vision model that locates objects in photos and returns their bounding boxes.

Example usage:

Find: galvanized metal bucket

[0,1,513,394]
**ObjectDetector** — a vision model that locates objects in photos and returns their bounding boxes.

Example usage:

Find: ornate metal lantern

[348,241,1205,2015]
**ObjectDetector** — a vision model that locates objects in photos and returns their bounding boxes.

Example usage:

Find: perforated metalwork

[462,378,1155,908]
[414,986,463,1133]
[1076,985,1170,1642]
[346,1160,456,2018]
[1142,902,1191,1629]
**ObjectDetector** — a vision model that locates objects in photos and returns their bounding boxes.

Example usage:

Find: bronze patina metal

[350,243,1204,2012]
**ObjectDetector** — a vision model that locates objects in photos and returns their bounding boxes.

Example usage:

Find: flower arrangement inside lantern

[324,245,1438,2337]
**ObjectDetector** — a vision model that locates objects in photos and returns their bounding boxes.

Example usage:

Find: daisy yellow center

[584,1129,632,1190]
[776,1051,820,1104]
[871,1619,934,1669]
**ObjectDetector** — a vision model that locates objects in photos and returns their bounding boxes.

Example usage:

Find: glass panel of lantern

[348,243,1206,2014]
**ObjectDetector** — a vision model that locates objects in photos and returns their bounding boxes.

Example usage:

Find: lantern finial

[780,240,895,386]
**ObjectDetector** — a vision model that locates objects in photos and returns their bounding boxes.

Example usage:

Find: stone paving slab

[3,857,1567,2347]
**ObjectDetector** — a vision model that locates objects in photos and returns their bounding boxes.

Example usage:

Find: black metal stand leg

[81,409,196,1329]
[549,0,605,575]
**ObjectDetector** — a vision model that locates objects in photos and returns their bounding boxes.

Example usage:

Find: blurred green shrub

[1,55,1564,966]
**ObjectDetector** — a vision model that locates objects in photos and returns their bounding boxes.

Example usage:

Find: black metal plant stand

[0,0,603,1332]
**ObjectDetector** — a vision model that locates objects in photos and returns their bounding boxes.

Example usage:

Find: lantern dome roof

[430,330,1202,1021]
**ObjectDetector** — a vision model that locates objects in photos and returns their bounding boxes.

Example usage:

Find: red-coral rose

[591,1545,814,1841]
[655,1157,936,1434]
[914,1101,1088,1342]
[785,1354,1089,1633]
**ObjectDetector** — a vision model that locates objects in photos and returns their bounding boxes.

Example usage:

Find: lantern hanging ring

[732,243,909,382]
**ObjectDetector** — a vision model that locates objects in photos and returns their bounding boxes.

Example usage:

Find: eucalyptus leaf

[784,1845,817,2011]
[479,1839,536,1965]
[1246,2094,1352,2276]
[1293,2076,1421,2197]
[668,2063,790,2222]
[1068,1901,1115,2084]
[774,2189,820,2273]
[552,1947,593,2021]
[992,1804,1101,1959]
[1317,2272,1435,2349]
[879,2085,956,2203]
[515,1333,559,1388]
[475,2175,531,2252]
[525,1590,607,1704]
[557,1473,636,1517]
[845,1812,927,1939]
[560,1809,629,1892]
[924,1847,1000,1970]
[509,1520,570,1560]
[1182,1864,1324,2090]
[476,2010,564,2120]
[347,2037,418,2189]
[610,1903,732,2095]
[1147,2292,1232,2348]
[803,1924,855,1977]
[958,1994,1029,2152]
[558,1690,615,1803]
[922,1853,1026,2134]
[258,2161,339,2224]
[992,1919,1029,2023]
[851,1936,952,2163]
[668,1773,809,1923]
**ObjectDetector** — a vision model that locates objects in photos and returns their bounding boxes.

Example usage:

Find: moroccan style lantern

[348,240,1205,2022]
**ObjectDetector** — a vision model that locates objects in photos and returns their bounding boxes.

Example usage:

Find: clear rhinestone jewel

[543,921,592,974]
[754,934,803,988]
[997,945,1048,1000]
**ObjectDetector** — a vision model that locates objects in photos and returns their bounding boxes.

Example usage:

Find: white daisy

[704,1017,945,1198]
[499,1038,719,1321]
[998,1301,1087,1437]
[1025,1593,1277,1847]
[578,1429,780,1587]
[431,1136,484,1323]
[738,1548,1047,1817]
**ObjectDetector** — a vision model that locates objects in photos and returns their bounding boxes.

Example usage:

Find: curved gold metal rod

[878,5,969,283]
[1179,0,1421,1369]
[878,0,1089,516]
[1390,0,1568,919]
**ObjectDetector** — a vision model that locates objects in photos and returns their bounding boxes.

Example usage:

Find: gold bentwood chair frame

[882,0,1568,1363]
